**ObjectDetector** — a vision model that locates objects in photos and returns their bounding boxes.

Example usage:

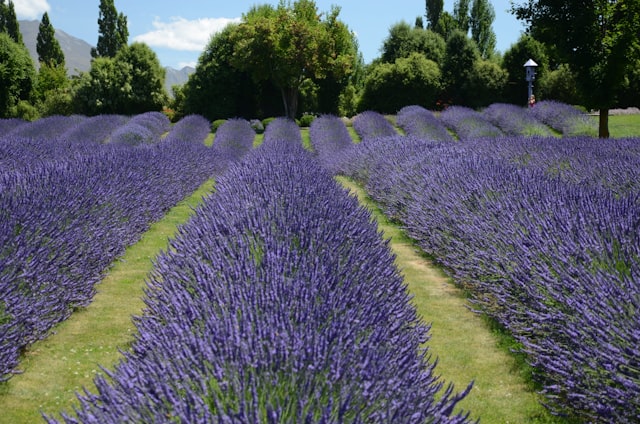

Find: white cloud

[133,16,241,51]
[14,0,50,20]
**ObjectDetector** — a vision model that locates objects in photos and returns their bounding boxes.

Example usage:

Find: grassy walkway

[337,176,557,423]
[0,179,215,423]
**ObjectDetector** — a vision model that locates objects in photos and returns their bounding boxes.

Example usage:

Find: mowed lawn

[0,114,638,423]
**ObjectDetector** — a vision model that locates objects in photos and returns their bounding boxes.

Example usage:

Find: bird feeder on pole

[524,58,538,107]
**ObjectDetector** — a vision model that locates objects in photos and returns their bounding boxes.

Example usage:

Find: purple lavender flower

[48,139,473,424]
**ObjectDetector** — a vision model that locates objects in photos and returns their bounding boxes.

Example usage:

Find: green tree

[453,0,471,34]
[182,23,280,121]
[501,34,548,105]
[0,0,22,44]
[539,63,581,105]
[37,12,65,67]
[470,0,496,59]
[359,52,442,113]
[36,64,72,116]
[513,0,640,138]
[425,0,444,31]
[0,32,35,117]
[74,43,166,115]
[229,0,355,119]
[465,59,508,107]
[92,0,128,58]
[441,29,479,105]
[381,21,446,64]
[115,42,167,115]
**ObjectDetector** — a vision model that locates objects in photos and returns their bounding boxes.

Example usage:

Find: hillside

[18,20,193,91]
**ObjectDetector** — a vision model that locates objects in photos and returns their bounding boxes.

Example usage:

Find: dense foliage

[329,108,640,423]
[0,32,35,118]
[0,113,224,382]
[48,131,472,423]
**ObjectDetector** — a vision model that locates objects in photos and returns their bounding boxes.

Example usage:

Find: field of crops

[1,102,639,423]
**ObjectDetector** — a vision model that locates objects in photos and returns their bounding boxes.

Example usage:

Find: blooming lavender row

[481,103,553,137]
[2,115,85,140]
[263,116,303,145]
[108,112,170,146]
[0,118,28,136]
[0,117,222,382]
[465,136,640,196]
[351,110,397,140]
[162,114,211,145]
[528,100,597,136]
[211,117,256,162]
[396,105,454,142]
[49,139,473,424]
[439,106,503,140]
[336,134,640,422]
[60,114,130,144]
[309,114,354,172]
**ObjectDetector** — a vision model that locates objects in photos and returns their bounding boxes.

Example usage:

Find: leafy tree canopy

[381,21,446,64]
[0,32,35,117]
[512,0,640,137]
[359,52,442,113]
[229,0,356,119]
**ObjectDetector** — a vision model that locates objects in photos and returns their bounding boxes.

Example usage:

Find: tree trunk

[599,108,610,138]
[280,86,299,120]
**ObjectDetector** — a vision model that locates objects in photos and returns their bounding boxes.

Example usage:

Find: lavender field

[1,102,638,423]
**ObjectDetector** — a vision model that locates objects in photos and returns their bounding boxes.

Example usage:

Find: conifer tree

[37,12,65,67]
[0,0,23,45]
[469,0,496,59]
[91,0,128,58]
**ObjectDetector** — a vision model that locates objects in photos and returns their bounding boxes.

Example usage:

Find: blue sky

[16,0,527,69]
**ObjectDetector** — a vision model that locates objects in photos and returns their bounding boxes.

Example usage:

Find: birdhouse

[524,59,538,82]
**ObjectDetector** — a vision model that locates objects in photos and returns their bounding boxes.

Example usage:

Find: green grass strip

[0,178,216,423]
[336,176,561,424]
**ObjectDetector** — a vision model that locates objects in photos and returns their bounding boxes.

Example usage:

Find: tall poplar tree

[425,0,444,31]
[0,0,23,44]
[453,0,471,34]
[91,0,128,58]
[469,0,496,59]
[37,12,65,67]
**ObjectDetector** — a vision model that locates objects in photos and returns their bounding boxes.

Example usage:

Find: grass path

[337,176,557,424]
[0,179,216,423]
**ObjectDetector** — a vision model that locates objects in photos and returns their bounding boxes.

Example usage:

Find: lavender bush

[528,100,597,136]
[337,134,640,423]
[439,106,503,140]
[351,111,397,140]
[263,117,303,145]
[162,114,211,145]
[396,105,454,142]
[48,139,473,424]
[0,116,224,382]
[61,115,130,144]
[211,117,256,161]
[309,114,354,172]
[481,103,553,136]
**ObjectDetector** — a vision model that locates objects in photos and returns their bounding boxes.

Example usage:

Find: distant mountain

[165,66,195,96]
[19,20,193,92]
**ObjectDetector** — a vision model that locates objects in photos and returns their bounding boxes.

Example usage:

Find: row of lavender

[0,114,256,382]
[319,112,639,422]
[350,101,595,142]
[49,119,472,423]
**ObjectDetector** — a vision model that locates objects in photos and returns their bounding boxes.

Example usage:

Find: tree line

[1,0,639,137]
